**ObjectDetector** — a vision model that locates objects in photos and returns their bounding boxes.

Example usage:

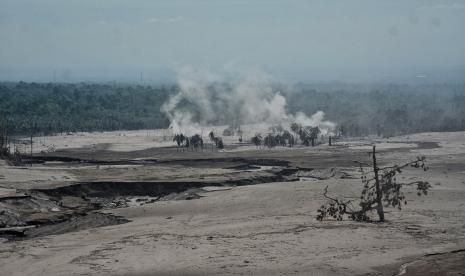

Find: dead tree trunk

[318,145,430,222]
[372,145,385,222]
[30,133,33,167]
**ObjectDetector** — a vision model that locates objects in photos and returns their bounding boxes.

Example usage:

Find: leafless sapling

[316,145,431,222]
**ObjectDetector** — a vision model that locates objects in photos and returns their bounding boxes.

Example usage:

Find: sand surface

[1,130,464,275]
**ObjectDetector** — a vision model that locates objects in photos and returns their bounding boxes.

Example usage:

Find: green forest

[1,81,465,137]
[0,82,174,135]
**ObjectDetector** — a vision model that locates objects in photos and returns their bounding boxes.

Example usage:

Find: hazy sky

[1,0,465,83]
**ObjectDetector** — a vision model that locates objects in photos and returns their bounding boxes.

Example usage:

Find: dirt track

[1,131,464,275]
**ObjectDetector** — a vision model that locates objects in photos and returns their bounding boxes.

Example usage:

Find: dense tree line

[0,82,174,135]
[285,83,465,137]
[251,125,319,149]
[1,82,465,137]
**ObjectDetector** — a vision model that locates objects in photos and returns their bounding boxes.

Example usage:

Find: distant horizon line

[1,80,465,86]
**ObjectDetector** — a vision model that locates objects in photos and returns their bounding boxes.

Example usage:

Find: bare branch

[353,160,372,167]
[317,148,430,222]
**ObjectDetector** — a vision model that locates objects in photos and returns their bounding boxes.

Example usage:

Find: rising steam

[161,66,335,135]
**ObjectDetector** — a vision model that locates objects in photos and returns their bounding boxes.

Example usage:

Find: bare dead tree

[0,118,24,166]
[173,134,186,150]
[317,145,431,222]
[282,131,295,147]
[251,134,262,149]
[237,128,243,143]
[189,134,203,151]
[213,137,224,149]
[309,126,320,147]
[290,123,321,147]
[208,131,216,151]
[0,118,8,156]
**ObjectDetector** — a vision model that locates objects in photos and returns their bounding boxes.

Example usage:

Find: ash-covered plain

[1,128,464,275]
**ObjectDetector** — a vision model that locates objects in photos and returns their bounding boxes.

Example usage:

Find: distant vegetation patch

[1,82,464,137]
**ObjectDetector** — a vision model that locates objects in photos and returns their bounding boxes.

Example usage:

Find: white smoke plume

[161,66,336,135]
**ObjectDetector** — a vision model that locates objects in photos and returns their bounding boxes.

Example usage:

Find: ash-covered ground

[1,129,464,275]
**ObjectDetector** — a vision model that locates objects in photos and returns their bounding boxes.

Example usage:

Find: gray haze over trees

[1,1,464,136]
[1,82,465,137]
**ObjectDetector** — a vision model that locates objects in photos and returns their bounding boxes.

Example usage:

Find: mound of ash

[0,193,127,240]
